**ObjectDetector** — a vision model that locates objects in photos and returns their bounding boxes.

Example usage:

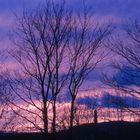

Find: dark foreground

[0,121,140,140]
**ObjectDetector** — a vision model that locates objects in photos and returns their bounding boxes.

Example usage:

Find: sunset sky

[0,0,140,81]
[0,0,140,39]
[0,0,139,91]
[0,0,139,100]
[0,0,140,132]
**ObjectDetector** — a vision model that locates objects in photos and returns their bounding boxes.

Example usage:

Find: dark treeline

[0,122,140,140]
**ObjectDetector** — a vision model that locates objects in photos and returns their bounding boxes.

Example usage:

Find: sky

[0,0,140,131]
[0,0,140,83]
[0,0,140,45]
[0,0,140,35]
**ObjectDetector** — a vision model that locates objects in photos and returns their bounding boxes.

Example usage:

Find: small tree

[102,19,140,117]
[94,109,98,124]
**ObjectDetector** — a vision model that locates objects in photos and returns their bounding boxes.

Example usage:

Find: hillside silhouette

[0,121,140,140]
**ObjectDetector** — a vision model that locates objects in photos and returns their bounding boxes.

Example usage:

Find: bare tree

[8,1,113,132]
[48,3,72,132]
[0,71,17,131]
[102,19,140,117]
[67,6,112,129]
[9,1,73,133]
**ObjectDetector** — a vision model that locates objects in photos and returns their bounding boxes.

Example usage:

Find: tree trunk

[52,99,56,133]
[94,109,98,124]
[70,99,75,129]
[43,103,48,133]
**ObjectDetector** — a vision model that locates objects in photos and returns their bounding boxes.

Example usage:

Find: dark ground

[0,121,140,140]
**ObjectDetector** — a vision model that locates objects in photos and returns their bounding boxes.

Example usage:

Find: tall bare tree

[68,7,112,129]
[48,3,72,133]
[10,1,73,133]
